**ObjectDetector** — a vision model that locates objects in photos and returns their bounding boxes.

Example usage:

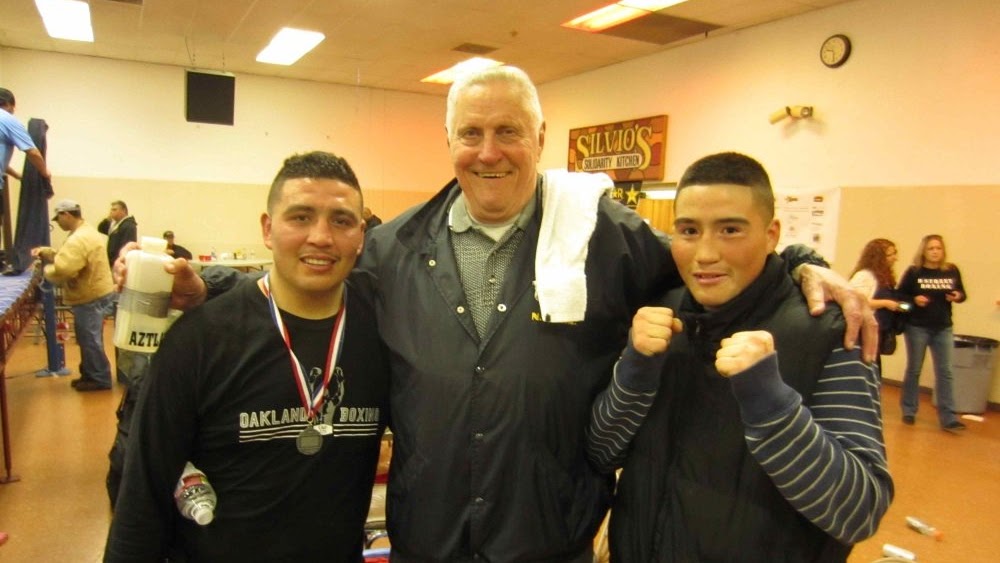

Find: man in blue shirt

[0,88,50,181]
[2,87,52,274]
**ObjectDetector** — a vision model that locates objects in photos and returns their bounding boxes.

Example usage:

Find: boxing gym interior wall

[3,0,998,401]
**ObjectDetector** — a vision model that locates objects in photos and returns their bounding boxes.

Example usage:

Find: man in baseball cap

[35,199,115,391]
[51,199,81,221]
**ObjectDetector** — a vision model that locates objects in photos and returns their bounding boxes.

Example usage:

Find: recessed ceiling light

[563,1,687,33]
[421,57,504,85]
[35,0,94,42]
[620,0,686,10]
[256,28,325,66]
[643,188,676,200]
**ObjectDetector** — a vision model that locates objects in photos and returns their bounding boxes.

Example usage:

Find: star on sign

[625,186,643,205]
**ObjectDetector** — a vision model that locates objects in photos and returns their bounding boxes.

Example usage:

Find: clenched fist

[715,331,775,377]
[630,306,683,357]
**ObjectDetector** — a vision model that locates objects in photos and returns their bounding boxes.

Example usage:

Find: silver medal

[296,425,323,455]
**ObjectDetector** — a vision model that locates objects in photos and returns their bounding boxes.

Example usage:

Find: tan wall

[15,177,270,258]
[834,185,1000,404]
[365,188,440,225]
[11,177,436,257]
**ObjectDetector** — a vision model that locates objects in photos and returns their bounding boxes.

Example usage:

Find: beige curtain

[636,199,674,235]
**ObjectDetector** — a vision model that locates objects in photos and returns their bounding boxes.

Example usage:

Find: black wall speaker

[185,70,235,126]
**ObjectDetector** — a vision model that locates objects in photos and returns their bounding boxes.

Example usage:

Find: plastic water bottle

[113,236,174,353]
[882,543,916,560]
[906,516,943,540]
[175,462,216,525]
[210,247,218,261]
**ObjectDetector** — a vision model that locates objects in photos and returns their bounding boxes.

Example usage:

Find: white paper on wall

[774,187,840,263]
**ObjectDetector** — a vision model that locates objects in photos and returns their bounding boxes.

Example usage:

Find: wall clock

[820,34,852,68]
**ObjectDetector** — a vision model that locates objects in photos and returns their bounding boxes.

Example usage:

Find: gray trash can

[949,335,999,414]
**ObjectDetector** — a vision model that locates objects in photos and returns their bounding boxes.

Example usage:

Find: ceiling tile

[0,0,854,95]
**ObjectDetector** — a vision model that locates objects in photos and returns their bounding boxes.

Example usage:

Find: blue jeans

[71,293,116,387]
[901,324,959,426]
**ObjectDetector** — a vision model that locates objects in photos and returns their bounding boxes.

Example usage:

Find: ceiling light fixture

[620,0,687,8]
[35,0,94,42]
[563,1,688,32]
[421,57,504,85]
[643,188,676,200]
[564,4,645,31]
[256,28,325,66]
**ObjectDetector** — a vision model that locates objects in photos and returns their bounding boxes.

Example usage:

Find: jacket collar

[396,176,542,253]
[677,253,793,358]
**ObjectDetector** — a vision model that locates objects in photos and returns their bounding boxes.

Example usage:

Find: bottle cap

[191,504,214,525]
[140,236,169,254]
[906,515,943,540]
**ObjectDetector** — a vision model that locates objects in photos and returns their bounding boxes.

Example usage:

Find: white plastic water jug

[113,236,174,352]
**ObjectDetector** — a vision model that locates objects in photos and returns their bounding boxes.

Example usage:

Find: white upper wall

[0,48,452,190]
[5,0,997,190]
[536,0,1000,188]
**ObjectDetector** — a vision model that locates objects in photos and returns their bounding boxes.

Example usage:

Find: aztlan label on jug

[113,236,175,353]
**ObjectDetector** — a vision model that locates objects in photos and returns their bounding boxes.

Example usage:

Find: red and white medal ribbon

[261,274,347,424]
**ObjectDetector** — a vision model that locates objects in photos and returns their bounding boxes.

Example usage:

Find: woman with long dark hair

[897,234,967,432]
[850,238,905,372]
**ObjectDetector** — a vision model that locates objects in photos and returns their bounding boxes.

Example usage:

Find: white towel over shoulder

[534,169,612,323]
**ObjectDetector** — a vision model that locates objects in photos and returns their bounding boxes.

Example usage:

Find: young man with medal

[105,152,389,562]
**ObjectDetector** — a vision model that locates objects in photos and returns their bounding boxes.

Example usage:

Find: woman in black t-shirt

[897,234,967,432]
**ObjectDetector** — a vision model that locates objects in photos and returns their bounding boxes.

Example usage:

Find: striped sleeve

[586,342,664,472]
[732,348,893,544]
